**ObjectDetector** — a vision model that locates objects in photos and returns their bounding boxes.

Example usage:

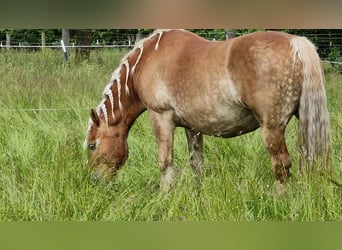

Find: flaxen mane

[85,29,185,144]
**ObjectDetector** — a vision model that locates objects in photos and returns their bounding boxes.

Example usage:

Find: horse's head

[84,108,128,181]
[83,31,159,181]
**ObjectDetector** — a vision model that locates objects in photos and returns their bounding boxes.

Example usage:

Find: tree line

[1,29,341,60]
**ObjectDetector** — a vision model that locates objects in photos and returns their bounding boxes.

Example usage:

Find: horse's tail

[291,36,330,170]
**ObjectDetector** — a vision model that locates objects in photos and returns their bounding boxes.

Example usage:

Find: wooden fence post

[62,29,70,62]
[6,33,10,50]
[41,32,46,48]
[62,29,70,47]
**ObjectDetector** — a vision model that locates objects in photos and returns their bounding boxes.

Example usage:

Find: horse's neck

[122,98,145,130]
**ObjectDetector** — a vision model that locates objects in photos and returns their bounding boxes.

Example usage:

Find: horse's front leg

[185,128,204,178]
[149,110,176,193]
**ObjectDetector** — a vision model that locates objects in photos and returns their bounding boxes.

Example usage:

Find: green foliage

[0,50,341,221]
[324,48,342,74]
[328,47,341,61]
[0,29,62,45]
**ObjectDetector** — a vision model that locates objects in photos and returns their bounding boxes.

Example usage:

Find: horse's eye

[88,143,96,151]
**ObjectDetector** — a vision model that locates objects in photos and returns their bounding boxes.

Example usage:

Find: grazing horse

[84,29,329,192]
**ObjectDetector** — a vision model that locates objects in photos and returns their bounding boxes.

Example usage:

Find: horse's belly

[177,105,260,138]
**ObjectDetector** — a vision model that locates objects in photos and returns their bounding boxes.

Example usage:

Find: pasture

[0,49,341,221]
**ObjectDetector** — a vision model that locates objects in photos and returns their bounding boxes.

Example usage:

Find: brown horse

[84,29,329,192]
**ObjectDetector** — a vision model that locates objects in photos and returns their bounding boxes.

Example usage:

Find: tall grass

[0,49,341,221]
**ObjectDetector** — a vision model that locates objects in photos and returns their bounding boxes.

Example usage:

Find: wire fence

[2,29,342,49]
[322,60,342,65]
[1,43,341,65]
[2,108,90,112]
[2,41,342,51]
[0,44,134,49]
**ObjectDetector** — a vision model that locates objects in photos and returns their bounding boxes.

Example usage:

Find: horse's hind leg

[149,110,176,193]
[261,126,292,183]
[185,129,204,178]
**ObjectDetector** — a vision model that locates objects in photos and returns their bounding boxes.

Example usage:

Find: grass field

[0,49,341,221]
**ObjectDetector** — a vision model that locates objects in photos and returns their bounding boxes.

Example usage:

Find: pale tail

[291,36,330,169]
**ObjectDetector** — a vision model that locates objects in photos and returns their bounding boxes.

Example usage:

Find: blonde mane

[85,29,185,141]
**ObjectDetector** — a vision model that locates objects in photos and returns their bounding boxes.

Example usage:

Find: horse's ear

[90,108,100,127]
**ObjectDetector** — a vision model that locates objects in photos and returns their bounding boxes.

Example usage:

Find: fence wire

[0,41,340,113]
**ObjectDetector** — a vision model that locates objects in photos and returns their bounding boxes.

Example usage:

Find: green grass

[0,49,341,221]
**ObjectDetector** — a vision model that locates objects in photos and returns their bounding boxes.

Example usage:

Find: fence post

[62,29,70,62]
[41,32,46,48]
[6,32,10,50]
[226,29,235,40]
[61,40,68,62]
[62,29,70,47]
